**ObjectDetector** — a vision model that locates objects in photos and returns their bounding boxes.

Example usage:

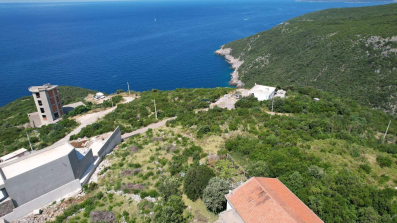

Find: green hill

[221,3,397,113]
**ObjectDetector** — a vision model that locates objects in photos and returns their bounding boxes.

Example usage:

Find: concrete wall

[97,127,121,158]
[28,112,42,128]
[2,179,81,222]
[4,155,75,207]
[68,149,94,179]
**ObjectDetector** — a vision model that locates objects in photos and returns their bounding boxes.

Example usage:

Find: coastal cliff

[215,46,245,88]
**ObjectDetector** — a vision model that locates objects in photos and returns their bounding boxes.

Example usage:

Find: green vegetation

[70,88,232,139]
[224,3,397,113]
[171,87,397,222]
[39,85,397,222]
[183,165,215,201]
[202,178,231,214]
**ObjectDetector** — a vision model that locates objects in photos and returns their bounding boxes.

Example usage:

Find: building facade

[28,84,63,127]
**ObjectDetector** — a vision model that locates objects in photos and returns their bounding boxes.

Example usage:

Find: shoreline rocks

[215,46,245,88]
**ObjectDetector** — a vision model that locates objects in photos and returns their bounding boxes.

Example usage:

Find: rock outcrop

[215,46,245,88]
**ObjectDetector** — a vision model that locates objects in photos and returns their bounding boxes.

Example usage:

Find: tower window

[42,115,47,121]
[35,93,40,98]
[38,100,42,106]
[40,108,45,113]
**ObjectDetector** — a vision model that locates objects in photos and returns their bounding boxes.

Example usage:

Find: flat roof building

[220,177,323,223]
[0,143,93,219]
[28,83,63,127]
[249,84,276,101]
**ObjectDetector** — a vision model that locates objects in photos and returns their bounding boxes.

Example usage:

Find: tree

[183,165,215,201]
[247,161,272,177]
[158,176,181,201]
[153,195,186,223]
[357,207,380,223]
[307,165,325,179]
[203,178,231,213]
[288,171,304,191]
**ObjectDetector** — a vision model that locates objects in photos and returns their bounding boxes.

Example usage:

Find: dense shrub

[183,165,215,201]
[202,178,231,213]
[376,155,393,168]
[158,176,181,200]
[153,195,186,223]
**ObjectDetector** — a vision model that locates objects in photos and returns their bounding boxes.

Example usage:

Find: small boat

[154,18,156,22]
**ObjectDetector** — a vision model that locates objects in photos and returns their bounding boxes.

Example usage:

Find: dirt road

[121,117,176,140]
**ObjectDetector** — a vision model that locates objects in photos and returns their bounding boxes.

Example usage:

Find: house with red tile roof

[219,177,323,223]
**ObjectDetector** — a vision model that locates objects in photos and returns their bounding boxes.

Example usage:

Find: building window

[35,93,40,98]
[42,115,47,121]
[54,112,59,119]
[38,100,42,106]
[40,108,45,113]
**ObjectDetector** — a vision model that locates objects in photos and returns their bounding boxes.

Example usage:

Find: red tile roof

[225,177,323,223]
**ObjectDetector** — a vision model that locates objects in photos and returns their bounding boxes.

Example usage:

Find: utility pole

[271,96,274,115]
[26,131,33,152]
[127,82,130,94]
[154,99,158,120]
[383,120,391,143]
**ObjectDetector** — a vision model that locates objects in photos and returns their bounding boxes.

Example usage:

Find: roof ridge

[253,177,297,223]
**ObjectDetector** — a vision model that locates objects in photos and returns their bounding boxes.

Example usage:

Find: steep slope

[221,3,397,113]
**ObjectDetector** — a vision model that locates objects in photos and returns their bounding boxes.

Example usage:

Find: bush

[359,164,371,174]
[202,178,231,213]
[183,165,215,201]
[376,155,393,168]
[158,176,181,200]
[307,165,325,179]
[153,195,186,223]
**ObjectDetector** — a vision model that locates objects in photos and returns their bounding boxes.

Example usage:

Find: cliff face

[221,3,397,113]
[215,47,245,88]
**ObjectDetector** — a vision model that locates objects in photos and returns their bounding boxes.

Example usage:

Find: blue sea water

[0,0,389,106]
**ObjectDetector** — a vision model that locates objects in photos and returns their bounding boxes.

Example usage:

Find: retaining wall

[97,127,121,158]
[2,179,81,222]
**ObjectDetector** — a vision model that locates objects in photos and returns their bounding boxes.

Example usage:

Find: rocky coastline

[215,46,245,88]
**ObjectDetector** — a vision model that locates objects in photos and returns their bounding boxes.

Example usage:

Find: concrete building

[219,177,323,223]
[28,84,63,127]
[0,127,122,222]
[0,149,28,163]
[249,84,276,101]
[0,143,93,220]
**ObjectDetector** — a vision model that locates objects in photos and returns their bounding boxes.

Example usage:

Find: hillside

[221,3,397,113]
[32,86,397,223]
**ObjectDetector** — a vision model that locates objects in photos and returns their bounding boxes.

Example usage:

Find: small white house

[96,92,104,98]
[249,84,276,101]
[275,89,286,98]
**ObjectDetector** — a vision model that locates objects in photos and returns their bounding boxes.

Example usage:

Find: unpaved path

[43,97,134,150]
[122,117,176,140]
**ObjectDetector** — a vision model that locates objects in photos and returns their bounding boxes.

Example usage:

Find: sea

[0,0,389,106]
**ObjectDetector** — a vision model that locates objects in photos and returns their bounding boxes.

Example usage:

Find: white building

[275,89,286,98]
[249,84,276,101]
